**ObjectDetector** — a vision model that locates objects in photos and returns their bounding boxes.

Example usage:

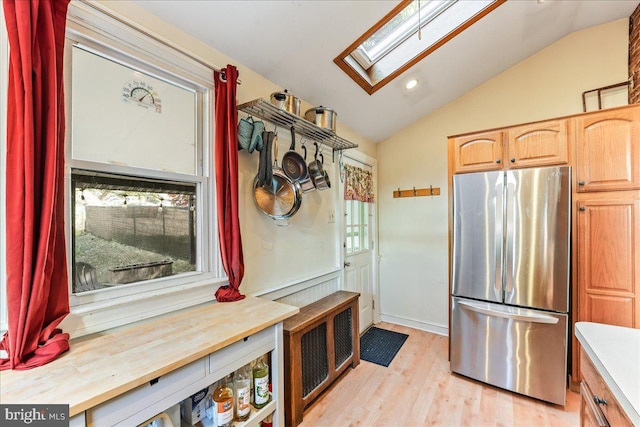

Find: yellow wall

[92,1,377,297]
[376,19,630,332]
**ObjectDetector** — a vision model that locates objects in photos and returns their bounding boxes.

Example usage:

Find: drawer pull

[580,381,608,427]
[594,396,607,406]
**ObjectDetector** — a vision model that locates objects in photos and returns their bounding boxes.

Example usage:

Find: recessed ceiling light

[405,79,419,90]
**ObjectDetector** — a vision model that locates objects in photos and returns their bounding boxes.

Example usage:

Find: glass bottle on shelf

[234,364,252,422]
[252,355,271,409]
[212,375,234,427]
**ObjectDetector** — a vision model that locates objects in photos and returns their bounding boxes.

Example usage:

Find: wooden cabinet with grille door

[283,291,360,427]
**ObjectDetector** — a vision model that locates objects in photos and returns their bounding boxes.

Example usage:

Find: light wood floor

[299,322,580,427]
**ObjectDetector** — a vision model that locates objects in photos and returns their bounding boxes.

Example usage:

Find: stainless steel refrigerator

[450,166,571,406]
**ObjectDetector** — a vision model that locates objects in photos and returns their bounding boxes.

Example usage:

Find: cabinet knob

[578,180,585,186]
[579,206,586,211]
[496,159,501,164]
[510,158,515,163]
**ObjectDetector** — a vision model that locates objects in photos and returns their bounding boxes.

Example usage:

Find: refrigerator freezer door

[504,166,571,312]
[452,171,504,303]
[450,297,568,405]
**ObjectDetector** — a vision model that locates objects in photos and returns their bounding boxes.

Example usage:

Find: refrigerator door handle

[494,176,505,300]
[457,300,560,325]
[504,172,517,297]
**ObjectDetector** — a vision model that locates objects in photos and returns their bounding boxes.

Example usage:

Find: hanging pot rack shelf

[237,98,358,151]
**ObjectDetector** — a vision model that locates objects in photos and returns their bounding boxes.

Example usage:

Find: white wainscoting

[254,269,341,308]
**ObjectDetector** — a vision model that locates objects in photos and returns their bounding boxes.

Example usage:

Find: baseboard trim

[380,313,448,337]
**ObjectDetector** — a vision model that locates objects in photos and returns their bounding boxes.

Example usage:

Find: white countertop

[575,322,640,426]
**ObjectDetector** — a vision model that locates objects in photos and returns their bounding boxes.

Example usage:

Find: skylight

[353,0,456,70]
[334,0,505,95]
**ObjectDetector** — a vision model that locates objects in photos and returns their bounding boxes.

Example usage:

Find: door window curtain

[213,65,245,302]
[1,0,71,370]
[344,164,375,203]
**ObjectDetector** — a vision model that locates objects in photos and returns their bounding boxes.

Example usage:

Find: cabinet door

[451,131,503,173]
[575,107,640,192]
[506,119,569,168]
[577,197,640,328]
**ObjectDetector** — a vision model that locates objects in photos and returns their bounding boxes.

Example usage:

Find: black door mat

[359,326,409,367]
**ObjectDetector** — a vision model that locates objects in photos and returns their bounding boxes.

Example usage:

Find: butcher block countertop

[575,322,640,426]
[0,296,299,417]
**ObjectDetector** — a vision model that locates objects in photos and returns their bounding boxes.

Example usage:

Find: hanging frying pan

[253,135,302,224]
[282,126,314,193]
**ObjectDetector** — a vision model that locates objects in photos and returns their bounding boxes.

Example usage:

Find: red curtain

[1,0,71,370]
[214,65,245,302]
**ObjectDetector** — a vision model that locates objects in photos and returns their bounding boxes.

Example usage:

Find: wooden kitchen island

[575,322,640,426]
[0,296,299,427]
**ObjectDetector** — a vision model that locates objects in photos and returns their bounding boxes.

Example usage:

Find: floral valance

[344,164,374,203]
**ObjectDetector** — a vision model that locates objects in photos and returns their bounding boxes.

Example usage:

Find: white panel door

[342,155,376,334]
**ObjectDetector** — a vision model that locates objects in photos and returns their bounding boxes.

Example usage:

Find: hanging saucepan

[282,127,314,193]
[270,89,301,116]
[308,143,329,191]
[319,153,331,189]
[304,106,337,132]
[299,143,316,193]
[313,153,330,190]
[253,134,302,225]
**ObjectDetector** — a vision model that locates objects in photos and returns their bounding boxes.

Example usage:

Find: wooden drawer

[580,350,633,427]
[87,357,206,427]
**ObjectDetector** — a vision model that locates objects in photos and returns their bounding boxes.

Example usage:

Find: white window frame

[58,3,224,338]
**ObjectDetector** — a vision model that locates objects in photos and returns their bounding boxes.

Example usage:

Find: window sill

[62,276,227,338]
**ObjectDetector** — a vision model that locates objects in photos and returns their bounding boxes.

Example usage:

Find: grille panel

[333,307,353,368]
[301,322,328,397]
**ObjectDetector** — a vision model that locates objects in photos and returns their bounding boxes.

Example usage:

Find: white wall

[376,19,630,335]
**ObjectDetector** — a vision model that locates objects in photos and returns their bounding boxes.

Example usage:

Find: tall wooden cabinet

[572,106,640,385]
[576,198,640,327]
[448,104,640,392]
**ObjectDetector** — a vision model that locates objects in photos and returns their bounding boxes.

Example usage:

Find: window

[345,200,369,255]
[352,0,455,71]
[72,172,197,292]
[61,3,222,337]
[334,0,505,94]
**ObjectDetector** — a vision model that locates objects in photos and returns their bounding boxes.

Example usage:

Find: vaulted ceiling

[133,0,639,143]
